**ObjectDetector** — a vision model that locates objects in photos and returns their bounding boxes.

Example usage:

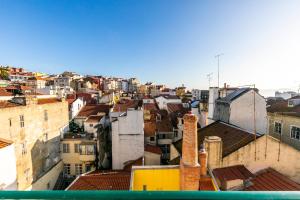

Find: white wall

[230,90,267,134]
[112,109,144,170]
[0,144,17,190]
[155,96,181,110]
[70,98,85,119]
[208,87,219,124]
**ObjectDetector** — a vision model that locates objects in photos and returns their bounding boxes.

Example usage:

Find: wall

[208,88,219,125]
[208,135,300,183]
[61,139,96,176]
[0,143,17,190]
[268,113,300,150]
[70,98,85,119]
[144,151,161,165]
[31,161,63,190]
[230,90,267,134]
[155,97,181,110]
[112,109,144,170]
[131,166,180,191]
[0,99,69,190]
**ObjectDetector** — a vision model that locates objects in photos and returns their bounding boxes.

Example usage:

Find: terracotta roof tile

[77,104,110,117]
[68,171,131,190]
[244,168,300,191]
[199,176,216,191]
[113,99,140,112]
[0,101,21,108]
[267,100,300,117]
[145,145,162,154]
[144,121,156,137]
[37,98,61,104]
[143,103,158,111]
[213,165,254,183]
[0,138,12,149]
[0,88,12,96]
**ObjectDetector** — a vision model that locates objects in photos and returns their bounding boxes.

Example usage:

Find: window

[74,144,80,153]
[21,142,27,155]
[85,164,91,172]
[9,118,12,127]
[75,164,82,175]
[20,115,24,128]
[63,164,71,175]
[150,137,155,141]
[89,124,93,127]
[274,122,282,134]
[63,143,70,153]
[44,110,48,121]
[80,145,95,155]
[291,126,300,140]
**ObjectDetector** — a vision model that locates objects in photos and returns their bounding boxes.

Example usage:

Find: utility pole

[207,73,213,88]
[215,53,224,88]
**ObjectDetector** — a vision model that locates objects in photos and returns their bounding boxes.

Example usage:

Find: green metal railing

[1,191,300,200]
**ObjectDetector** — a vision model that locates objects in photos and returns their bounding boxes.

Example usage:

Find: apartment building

[0,96,69,190]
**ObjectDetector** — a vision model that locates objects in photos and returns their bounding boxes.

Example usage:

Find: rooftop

[113,99,141,112]
[37,98,62,105]
[85,115,105,123]
[77,104,110,117]
[267,100,300,117]
[67,171,131,190]
[145,145,162,154]
[0,138,12,149]
[173,121,260,159]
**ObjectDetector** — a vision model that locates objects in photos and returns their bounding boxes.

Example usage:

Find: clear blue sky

[0,0,300,93]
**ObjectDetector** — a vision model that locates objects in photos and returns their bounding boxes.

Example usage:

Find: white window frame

[290,125,300,140]
[274,121,282,134]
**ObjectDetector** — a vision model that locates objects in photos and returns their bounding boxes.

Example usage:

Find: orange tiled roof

[0,101,21,109]
[77,104,110,117]
[0,138,12,149]
[244,168,300,191]
[37,98,62,105]
[213,165,254,183]
[145,145,162,154]
[113,99,140,112]
[68,171,131,190]
[144,121,156,137]
[0,88,12,96]
[199,176,217,191]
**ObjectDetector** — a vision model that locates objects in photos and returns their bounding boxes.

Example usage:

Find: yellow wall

[132,167,180,191]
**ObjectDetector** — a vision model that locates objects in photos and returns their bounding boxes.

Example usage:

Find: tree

[95,124,111,169]
[0,66,9,80]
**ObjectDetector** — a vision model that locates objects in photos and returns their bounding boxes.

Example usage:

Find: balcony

[0,191,300,200]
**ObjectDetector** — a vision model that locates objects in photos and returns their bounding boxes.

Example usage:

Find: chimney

[199,147,207,176]
[180,113,200,190]
[204,136,222,169]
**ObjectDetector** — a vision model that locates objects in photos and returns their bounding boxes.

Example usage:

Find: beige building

[0,96,69,190]
[61,135,96,177]
[267,97,300,150]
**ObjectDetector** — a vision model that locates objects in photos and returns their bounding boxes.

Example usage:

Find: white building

[213,88,267,134]
[37,86,74,98]
[0,138,17,190]
[155,95,181,110]
[121,80,129,92]
[275,91,299,100]
[111,108,144,170]
[68,97,85,119]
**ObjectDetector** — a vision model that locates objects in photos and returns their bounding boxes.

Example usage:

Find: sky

[0,0,300,95]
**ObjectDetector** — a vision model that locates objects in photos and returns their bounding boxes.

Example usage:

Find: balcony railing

[1,191,300,200]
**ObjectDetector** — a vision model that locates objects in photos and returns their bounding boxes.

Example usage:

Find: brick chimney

[199,147,208,176]
[180,113,200,190]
